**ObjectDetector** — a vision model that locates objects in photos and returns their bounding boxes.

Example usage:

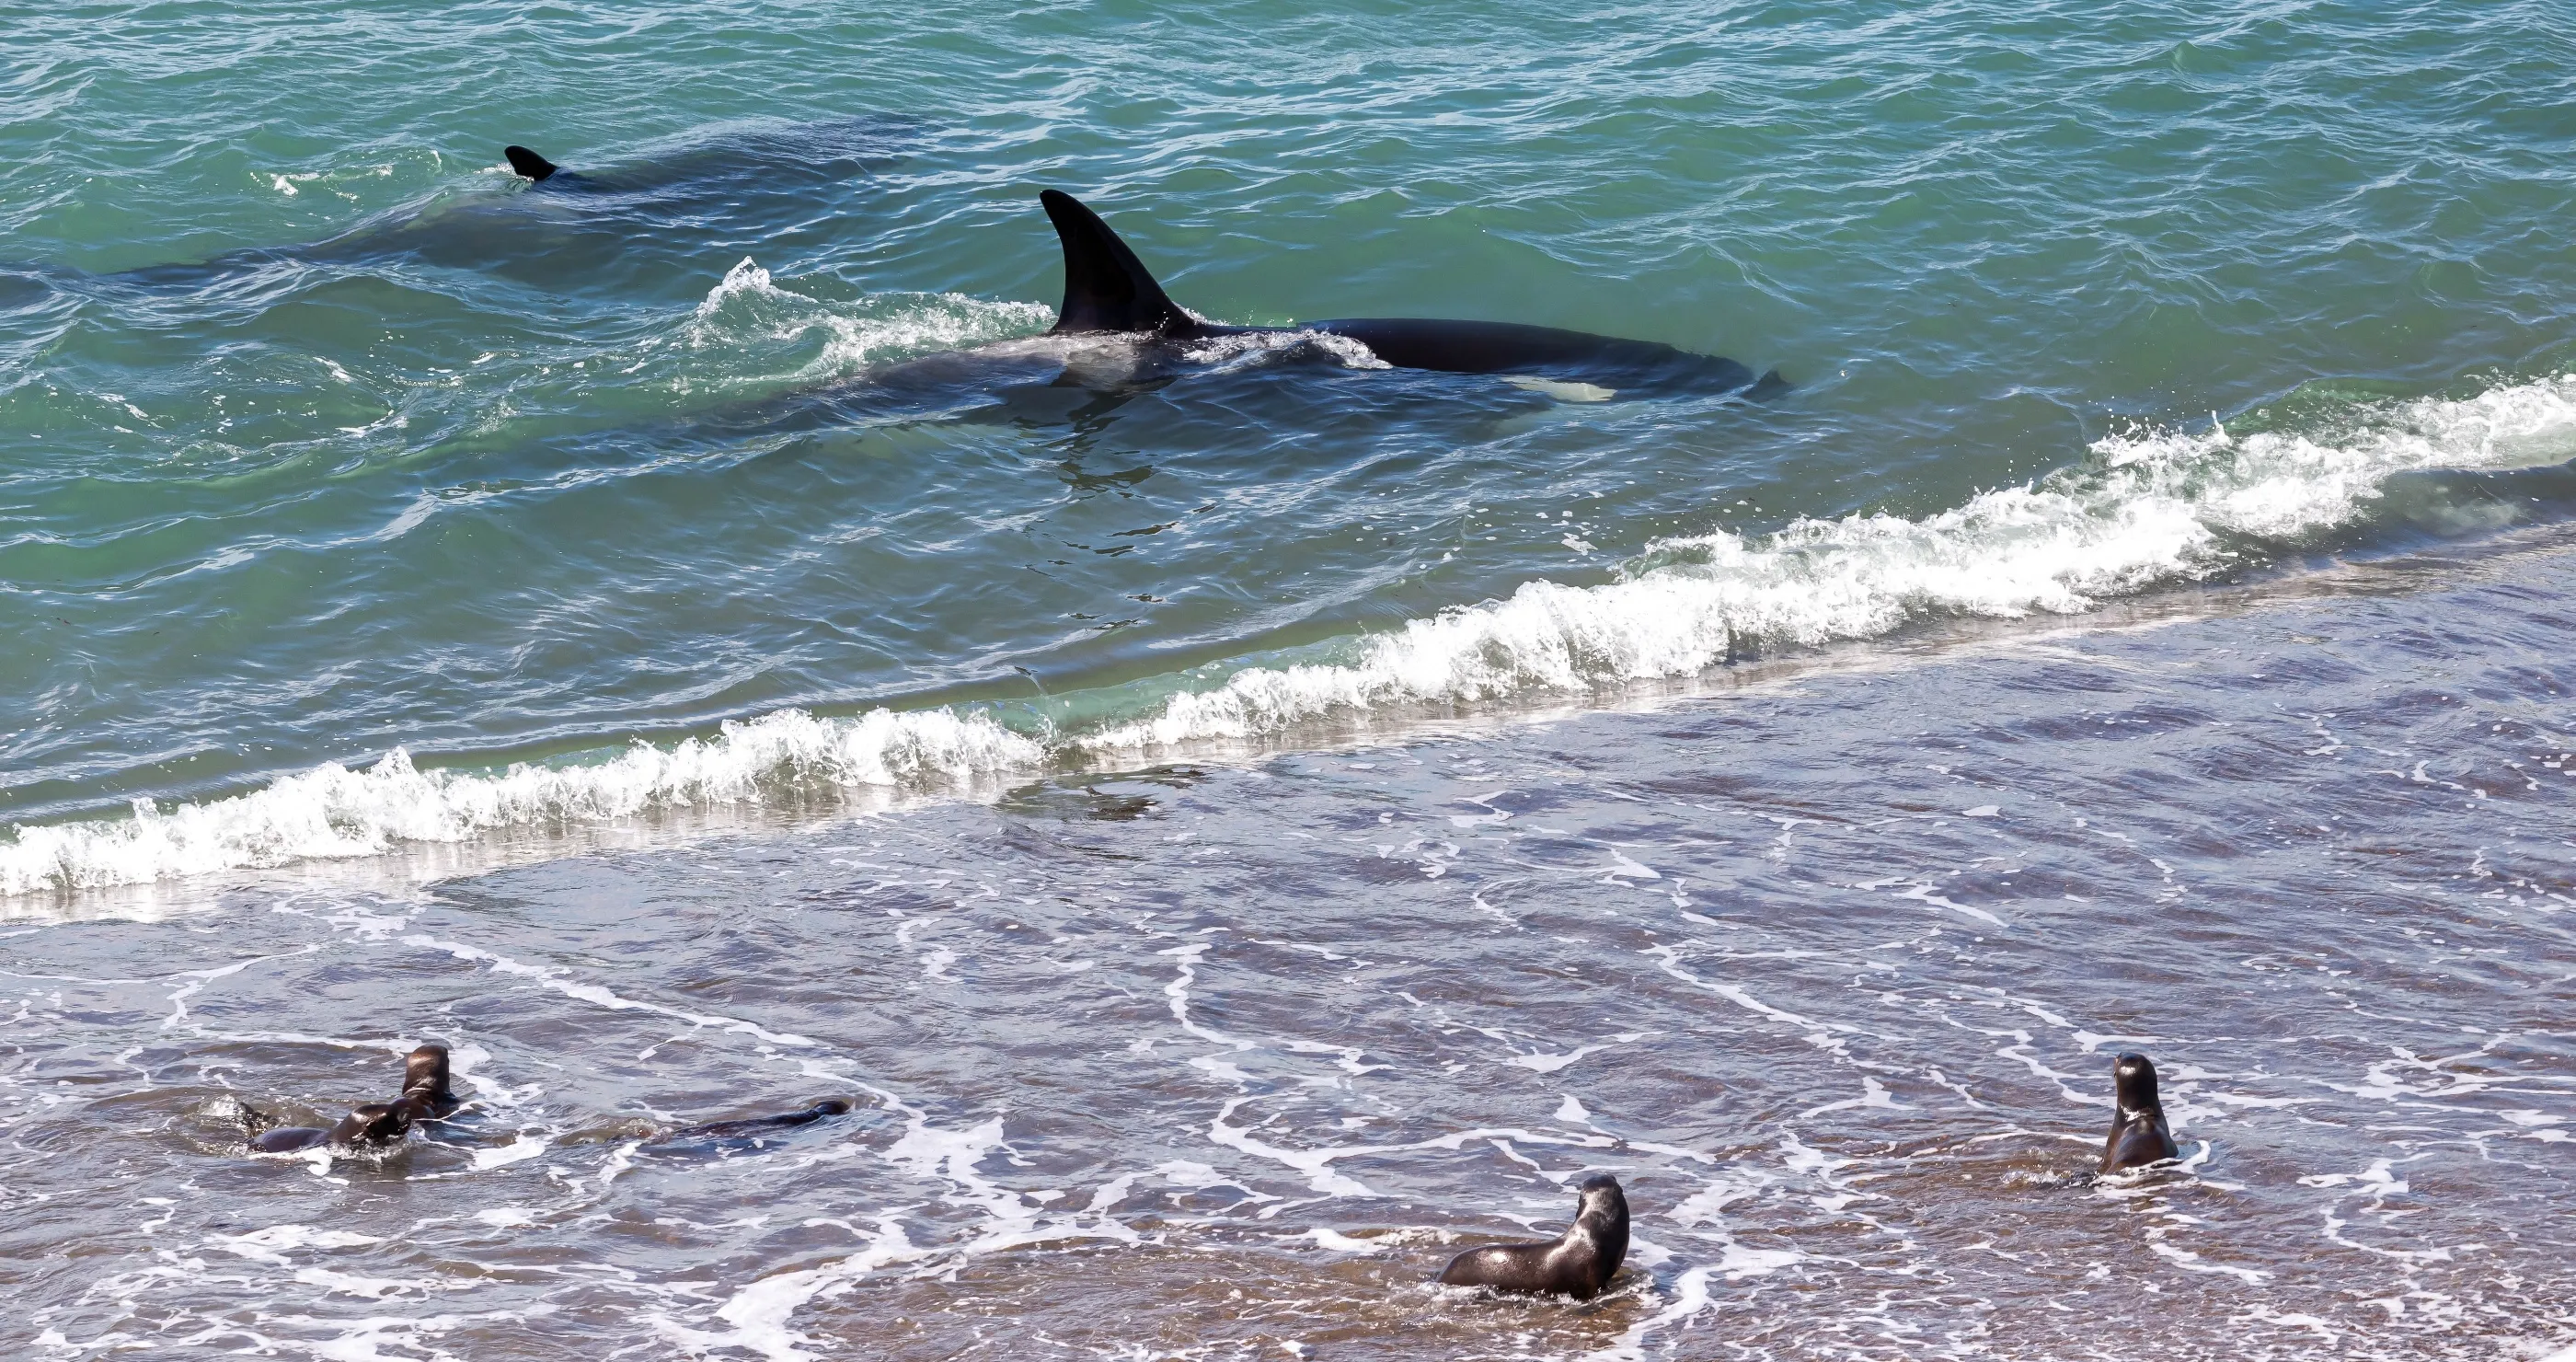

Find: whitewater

[11,372,2570,898]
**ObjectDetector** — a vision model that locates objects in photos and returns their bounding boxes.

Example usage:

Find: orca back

[1304,317,1754,390]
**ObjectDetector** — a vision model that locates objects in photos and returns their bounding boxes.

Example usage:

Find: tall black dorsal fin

[503,145,558,182]
[1041,190,1196,337]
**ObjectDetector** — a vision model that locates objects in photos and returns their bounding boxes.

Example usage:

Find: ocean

[4,2,2572,1357]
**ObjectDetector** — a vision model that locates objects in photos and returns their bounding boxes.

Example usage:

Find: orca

[503,145,560,182]
[75,118,909,291]
[1436,1173,1631,1299]
[2099,1052,2183,1173]
[1037,190,1780,399]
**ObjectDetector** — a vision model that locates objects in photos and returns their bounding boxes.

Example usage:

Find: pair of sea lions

[239,1043,855,1155]
[1438,1053,2182,1300]
[243,1044,462,1154]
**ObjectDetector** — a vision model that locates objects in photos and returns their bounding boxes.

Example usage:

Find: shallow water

[5,2,2576,1356]
[6,543,2572,1359]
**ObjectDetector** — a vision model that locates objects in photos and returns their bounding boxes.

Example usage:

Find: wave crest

[0,709,1042,897]
[10,375,2571,897]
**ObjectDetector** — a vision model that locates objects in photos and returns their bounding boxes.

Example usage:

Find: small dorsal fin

[503,145,558,182]
[1040,190,1196,337]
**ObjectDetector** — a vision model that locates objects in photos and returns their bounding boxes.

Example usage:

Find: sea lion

[653,1098,855,1144]
[1437,1173,1630,1299]
[246,1092,438,1154]
[402,1043,463,1118]
[2099,1052,2182,1173]
[242,1043,464,1154]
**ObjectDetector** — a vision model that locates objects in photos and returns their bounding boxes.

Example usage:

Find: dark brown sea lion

[1437,1173,1630,1299]
[242,1044,464,1154]
[2100,1052,2183,1173]
[654,1098,855,1144]
[402,1044,463,1118]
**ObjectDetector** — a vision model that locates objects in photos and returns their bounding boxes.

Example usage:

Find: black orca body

[243,1043,462,1155]
[1037,190,1777,398]
[1437,1173,1631,1299]
[2100,1052,2183,1173]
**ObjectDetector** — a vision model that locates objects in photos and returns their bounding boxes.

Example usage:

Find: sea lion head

[1575,1172,1627,1225]
[2113,1053,2163,1114]
[1569,1173,1630,1295]
[403,1045,456,1104]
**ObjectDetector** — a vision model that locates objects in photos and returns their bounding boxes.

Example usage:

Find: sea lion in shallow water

[1437,1173,1630,1299]
[243,1044,463,1154]
[654,1098,855,1144]
[2100,1052,2182,1173]
[247,1092,437,1153]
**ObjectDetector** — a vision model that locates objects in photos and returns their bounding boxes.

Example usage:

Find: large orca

[81,117,907,292]
[1035,189,1781,399]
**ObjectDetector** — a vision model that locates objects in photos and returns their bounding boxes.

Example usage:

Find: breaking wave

[0,710,1041,897]
[1085,373,2576,747]
[7,374,2571,898]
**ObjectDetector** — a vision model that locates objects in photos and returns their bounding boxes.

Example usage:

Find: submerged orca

[2099,1052,2182,1173]
[1038,190,1780,398]
[76,119,905,290]
[1436,1173,1631,1299]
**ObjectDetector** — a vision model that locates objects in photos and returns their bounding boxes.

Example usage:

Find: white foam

[1083,375,2576,754]
[1,707,1041,897]
[1297,1227,1390,1253]
[10,376,2571,900]
[687,259,1055,385]
[211,1224,385,1265]
[1583,1264,1711,1362]
[655,1217,925,1362]
[1179,327,1390,371]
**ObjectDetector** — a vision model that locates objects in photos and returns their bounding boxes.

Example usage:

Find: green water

[5,0,2574,889]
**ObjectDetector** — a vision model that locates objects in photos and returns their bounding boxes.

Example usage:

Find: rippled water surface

[9,548,2574,1358]
[4,1,2574,1356]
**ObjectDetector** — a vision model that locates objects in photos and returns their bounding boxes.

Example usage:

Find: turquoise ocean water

[5,6,2575,1359]
[6,0,2573,888]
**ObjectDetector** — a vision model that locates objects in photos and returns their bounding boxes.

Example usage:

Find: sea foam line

[1080,373,2576,750]
[0,709,1042,897]
[6,375,2571,898]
